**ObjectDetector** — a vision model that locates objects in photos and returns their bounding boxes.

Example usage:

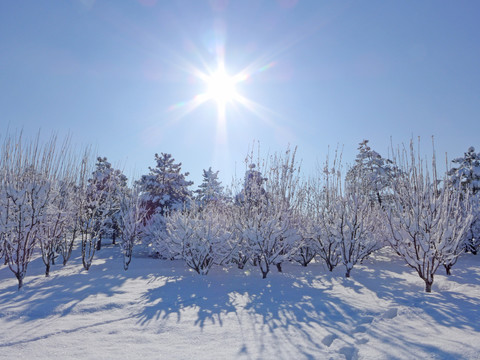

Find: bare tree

[0,133,67,288]
[119,188,146,270]
[232,146,302,278]
[384,140,473,292]
[311,151,381,277]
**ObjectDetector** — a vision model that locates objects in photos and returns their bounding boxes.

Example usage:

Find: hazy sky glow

[1,1,479,185]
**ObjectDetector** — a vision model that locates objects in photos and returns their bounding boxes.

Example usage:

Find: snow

[1,246,479,359]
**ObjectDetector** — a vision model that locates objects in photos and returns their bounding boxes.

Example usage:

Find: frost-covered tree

[0,165,48,289]
[448,146,480,194]
[86,157,128,250]
[448,146,480,253]
[137,153,193,218]
[195,167,224,206]
[119,188,146,270]
[346,140,394,207]
[290,190,316,268]
[384,141,473,292]
[232,147,302,278]
[37,177,75,276]
[0,133,72,288]
[323,156,381,278]
[78,157,120,270]
[159,202,234,275]
[58,165,88,266]
[300,161,343,272]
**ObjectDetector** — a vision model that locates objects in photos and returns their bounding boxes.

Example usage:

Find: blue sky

[1,0,479,186]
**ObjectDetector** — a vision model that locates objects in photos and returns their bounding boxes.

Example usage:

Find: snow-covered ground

[1,245,479,360]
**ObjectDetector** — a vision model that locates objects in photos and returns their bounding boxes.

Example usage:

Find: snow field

[0,246,479,360]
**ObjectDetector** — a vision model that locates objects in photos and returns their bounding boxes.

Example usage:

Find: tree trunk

[276,263,282,272]
[45,262,50,277]
[345,268,351,278]
[17,276,23,290]
[444,264,452,276]
[112,232,116,245]
[96,236,102,251]
[260,259,269,279]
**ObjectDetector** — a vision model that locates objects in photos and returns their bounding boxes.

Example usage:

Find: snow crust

[0,246,479,360]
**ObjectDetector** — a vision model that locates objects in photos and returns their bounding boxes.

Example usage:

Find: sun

[205,67,238,106]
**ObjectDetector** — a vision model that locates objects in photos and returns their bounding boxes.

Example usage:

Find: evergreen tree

[87,157,128,250]
[448,146,480,194]
[195,167,224,206]
[137,153,193,218]
[346,140,394,207]
[448,146,480,254]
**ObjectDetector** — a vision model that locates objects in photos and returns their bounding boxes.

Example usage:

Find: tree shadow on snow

[0,245,140,323]
[134,262,388,359]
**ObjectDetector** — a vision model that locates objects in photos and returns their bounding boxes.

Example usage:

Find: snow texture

[0,246,479,360]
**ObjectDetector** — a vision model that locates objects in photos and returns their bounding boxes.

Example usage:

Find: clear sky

[1,0,479,186]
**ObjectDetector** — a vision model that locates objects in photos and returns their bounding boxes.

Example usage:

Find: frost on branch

[137,153,193,219]
[321,152,381,277]
[232,146,302,278]
[346,140,395,207]
[448,146,480,254]
[78,156,123,270]
[195,167,225,207]
[159,202,234,275]
[384,141,473,292]
[0,133,74,288]
[119,187,146,270]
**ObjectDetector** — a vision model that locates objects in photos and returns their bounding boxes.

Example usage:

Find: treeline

[0,134,479,292]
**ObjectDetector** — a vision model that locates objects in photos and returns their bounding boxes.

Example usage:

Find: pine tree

[448,146,480,194]
[87,157,128,251]
[346,140,394,207]
[137,153,193,218]
[195,167,224,206]
[448,146,480,254]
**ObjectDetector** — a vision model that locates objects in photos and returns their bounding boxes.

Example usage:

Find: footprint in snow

[339,345,357,360]
[383,307,398,319]
[353,325,368,333]
[322,333,337,347]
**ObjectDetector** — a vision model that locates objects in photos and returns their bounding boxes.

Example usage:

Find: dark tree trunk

[45,262,50,277]
[345,268,351,278]
[425,281,432,293]
[444,264,452,276]
[260,259,269,279]
[276,263,282,273]
[16,275,23,290]
[112,232,116,245]
[96,236,102,251]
